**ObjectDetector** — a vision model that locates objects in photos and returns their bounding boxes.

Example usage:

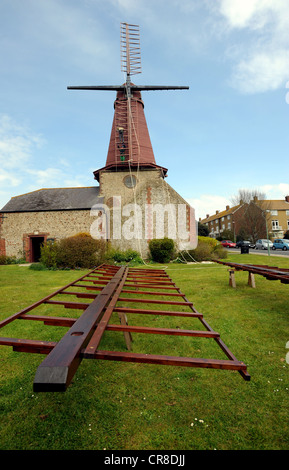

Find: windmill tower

[68,22,188,180]
[68,23,195,255]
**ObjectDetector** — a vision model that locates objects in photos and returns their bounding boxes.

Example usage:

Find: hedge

[179,236,227,262]
[40,233,106,269]
[149,238,175,263]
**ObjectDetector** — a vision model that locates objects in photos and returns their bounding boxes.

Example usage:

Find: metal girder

[215,260,289,284]
[0,264,250,392]
[33,266,128,392]
[67,85,189,91]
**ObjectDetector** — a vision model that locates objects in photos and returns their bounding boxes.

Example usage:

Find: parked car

[236,240,255,249]
[272,239,289,251]
[221,240,236,248]
[255,239,273,250]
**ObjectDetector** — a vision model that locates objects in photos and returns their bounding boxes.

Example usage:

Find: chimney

[285,196,289,202]
[216,210,219,215]
[206,214,209,218]
[199,218,202,222]
[253,196,258,203]
[226,205,230,211]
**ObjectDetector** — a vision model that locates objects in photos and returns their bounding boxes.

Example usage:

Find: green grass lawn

[0,252,288,450]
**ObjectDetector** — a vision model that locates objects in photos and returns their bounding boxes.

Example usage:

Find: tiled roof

[256,199,289,210]
[201,204,242,223]
[1,186,101,212]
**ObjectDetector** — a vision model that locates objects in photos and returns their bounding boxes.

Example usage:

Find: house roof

[200,198,289,224]
[256,199,289,211]
[0,186,101,213]
[201,204,242,223]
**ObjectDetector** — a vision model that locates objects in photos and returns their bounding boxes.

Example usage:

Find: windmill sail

[120,22,142,79]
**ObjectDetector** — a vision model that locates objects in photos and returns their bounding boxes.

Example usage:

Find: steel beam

[33,266,127,392]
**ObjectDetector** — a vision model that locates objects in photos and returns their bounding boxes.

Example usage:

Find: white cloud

[218,0,276,29]
[187,194,231,220]
[25,168,90,189]
[26,168,63,187]
[0,169,21,187]
[231,50,289,94]
[214,0,289,93]
[258,183,289,199]
[0,115,43,170]
[0,114,91,201]
[0,115,45,197]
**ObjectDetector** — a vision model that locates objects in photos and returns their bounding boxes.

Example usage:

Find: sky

[0,0,289,220]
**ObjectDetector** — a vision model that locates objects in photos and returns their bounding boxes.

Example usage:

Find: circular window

[106,197,114,208]
[123,175,137,188]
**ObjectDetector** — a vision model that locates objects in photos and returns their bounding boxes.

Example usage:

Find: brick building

[200,196,289,241]
[200,203,247,240]
[255,196,289,239]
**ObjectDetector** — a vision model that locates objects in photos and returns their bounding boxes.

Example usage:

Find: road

[226,248,289,258]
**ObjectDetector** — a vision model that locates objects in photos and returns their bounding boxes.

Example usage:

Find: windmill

[68,22,189,179]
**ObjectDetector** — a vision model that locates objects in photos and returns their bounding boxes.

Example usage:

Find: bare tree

[230,188,266,205]
[238,202,267,242]
[231,188,271,242]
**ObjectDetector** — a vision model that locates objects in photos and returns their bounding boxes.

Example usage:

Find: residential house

[255,195,289,239]
[200,195,289,241]
[200,203,247,240]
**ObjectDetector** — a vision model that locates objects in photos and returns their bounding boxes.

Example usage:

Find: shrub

[198,223,209,237]
[149,238,175,263]
[58,234,106,269]
[212,244,227,260]
[40,241,59,269]
[106,248,143,264]
[198,236,219,249]
[179,236,227,262]
[29,263,48,271]
[184,242,212,262]
[0,254,26,265]
[0,255,7,265]
[40,233,107,269]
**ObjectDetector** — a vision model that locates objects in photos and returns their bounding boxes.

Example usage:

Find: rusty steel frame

[0,264,250,392]
[215,260,289,284]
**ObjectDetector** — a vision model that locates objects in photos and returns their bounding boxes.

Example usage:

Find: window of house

[271,210,278,216]
[272,220,279,229]
[227,215,230,220]
[228,222,231,229]
[286,210,289,216]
